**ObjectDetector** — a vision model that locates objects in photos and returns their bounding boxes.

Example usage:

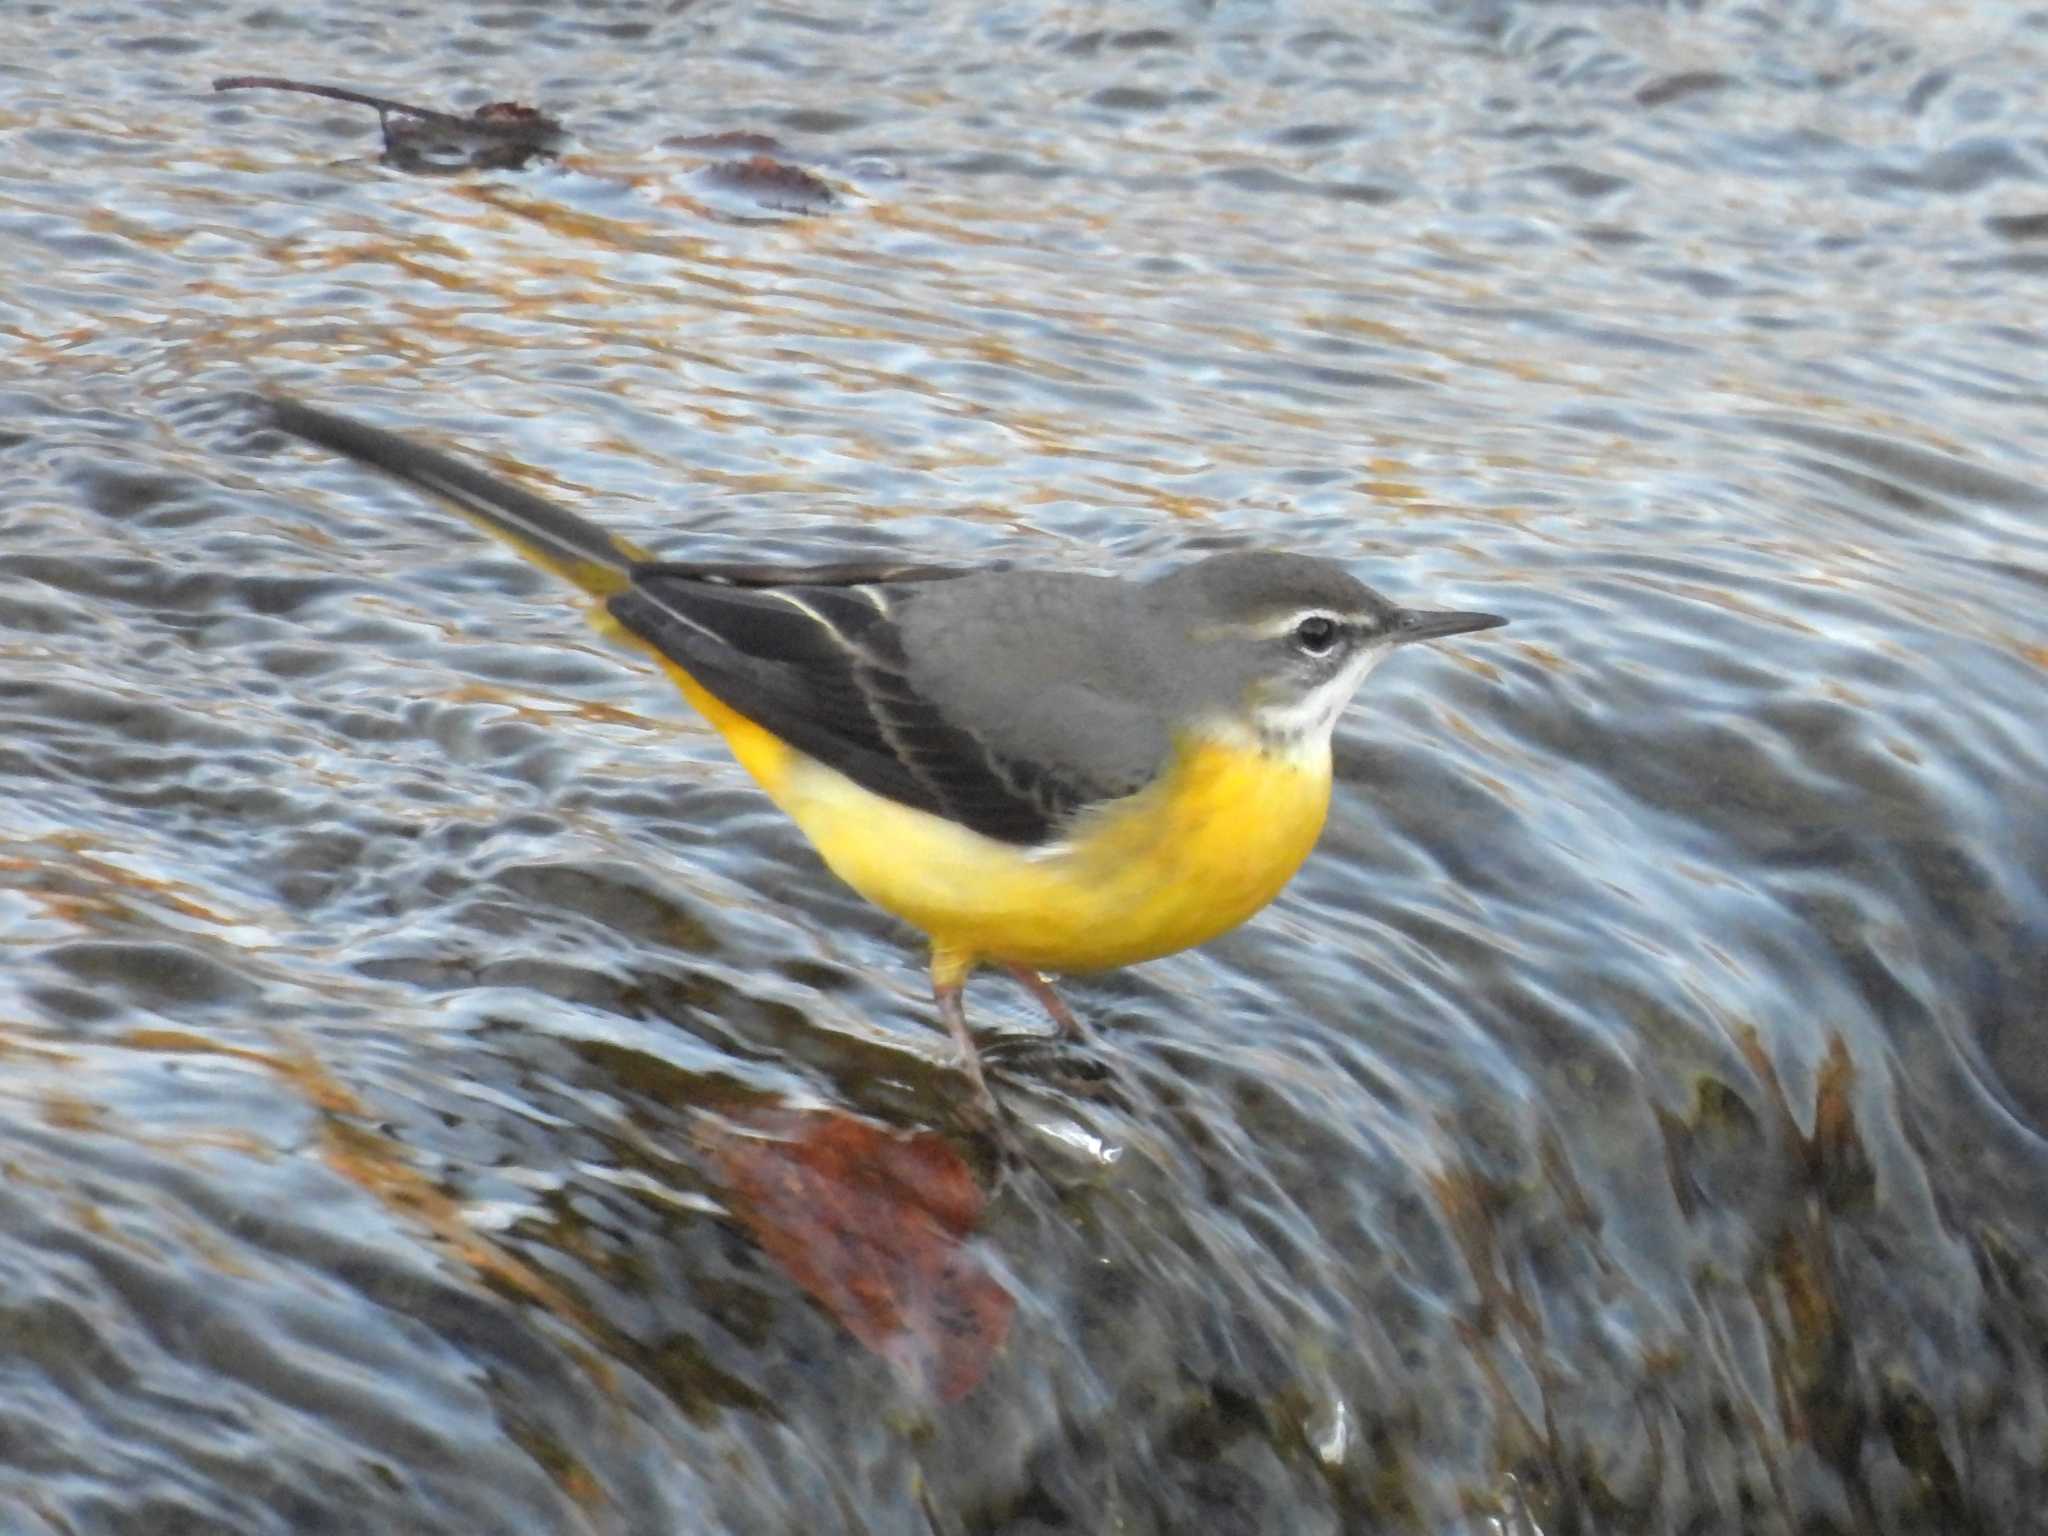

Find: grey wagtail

[269,399,1505,1105]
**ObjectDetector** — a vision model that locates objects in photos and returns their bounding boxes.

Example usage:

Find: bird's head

[1146,550,1506,759]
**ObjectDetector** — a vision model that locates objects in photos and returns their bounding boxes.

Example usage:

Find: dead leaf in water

[703,1108,1013,1402]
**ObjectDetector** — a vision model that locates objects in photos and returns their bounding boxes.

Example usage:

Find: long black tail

[269,397,650,597]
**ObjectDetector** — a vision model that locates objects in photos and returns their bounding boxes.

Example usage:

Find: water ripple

[3,0,2047,1530]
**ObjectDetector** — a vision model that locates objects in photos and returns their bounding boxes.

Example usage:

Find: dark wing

[641,557,969,589]
[608,561,1112,845]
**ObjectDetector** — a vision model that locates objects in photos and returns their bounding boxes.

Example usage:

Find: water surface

[3,1,2047,1531]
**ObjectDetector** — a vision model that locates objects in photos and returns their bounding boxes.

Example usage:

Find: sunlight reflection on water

[3,0,2046,1530]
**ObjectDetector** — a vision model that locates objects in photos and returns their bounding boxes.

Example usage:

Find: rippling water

[5,1,2047,1531]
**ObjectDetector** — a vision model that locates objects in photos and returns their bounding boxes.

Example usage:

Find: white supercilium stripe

[1241,606,1365,641]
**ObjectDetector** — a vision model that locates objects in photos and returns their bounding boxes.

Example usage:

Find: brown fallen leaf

[670,130,787,156]
[704,1108,1013,1401]
[695,153,838,214]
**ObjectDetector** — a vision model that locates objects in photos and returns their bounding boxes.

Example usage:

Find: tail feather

[268,397,651,597]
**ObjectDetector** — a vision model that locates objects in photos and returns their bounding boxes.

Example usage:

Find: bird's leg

[931,949,994,1111]
[1003,964,1088,1042]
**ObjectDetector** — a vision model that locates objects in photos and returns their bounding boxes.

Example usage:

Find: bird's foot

[1002,964,1090,1042]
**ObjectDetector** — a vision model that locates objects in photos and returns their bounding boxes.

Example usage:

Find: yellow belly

[819,735,1331,979]
[644,665,1328,986]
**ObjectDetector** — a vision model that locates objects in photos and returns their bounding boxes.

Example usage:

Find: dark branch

[213,77,479,129]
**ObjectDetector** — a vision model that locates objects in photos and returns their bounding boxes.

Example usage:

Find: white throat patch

[1249,646,1388,760]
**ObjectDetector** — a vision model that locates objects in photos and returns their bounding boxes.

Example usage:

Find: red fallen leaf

[705,1108,1013,1401]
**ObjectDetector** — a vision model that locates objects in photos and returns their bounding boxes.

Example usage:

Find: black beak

[1390,607,1508,644]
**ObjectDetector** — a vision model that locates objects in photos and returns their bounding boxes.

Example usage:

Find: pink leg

[932,973,994,1112]
[1003,964,1088,1041]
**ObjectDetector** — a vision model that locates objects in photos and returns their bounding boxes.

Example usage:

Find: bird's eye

[1292,615,1341,655]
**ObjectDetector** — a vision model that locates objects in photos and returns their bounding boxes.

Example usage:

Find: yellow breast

[638,638,1332,981]
[774,729,1332,979]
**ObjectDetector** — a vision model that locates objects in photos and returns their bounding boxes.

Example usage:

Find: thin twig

[213,76,480,132]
